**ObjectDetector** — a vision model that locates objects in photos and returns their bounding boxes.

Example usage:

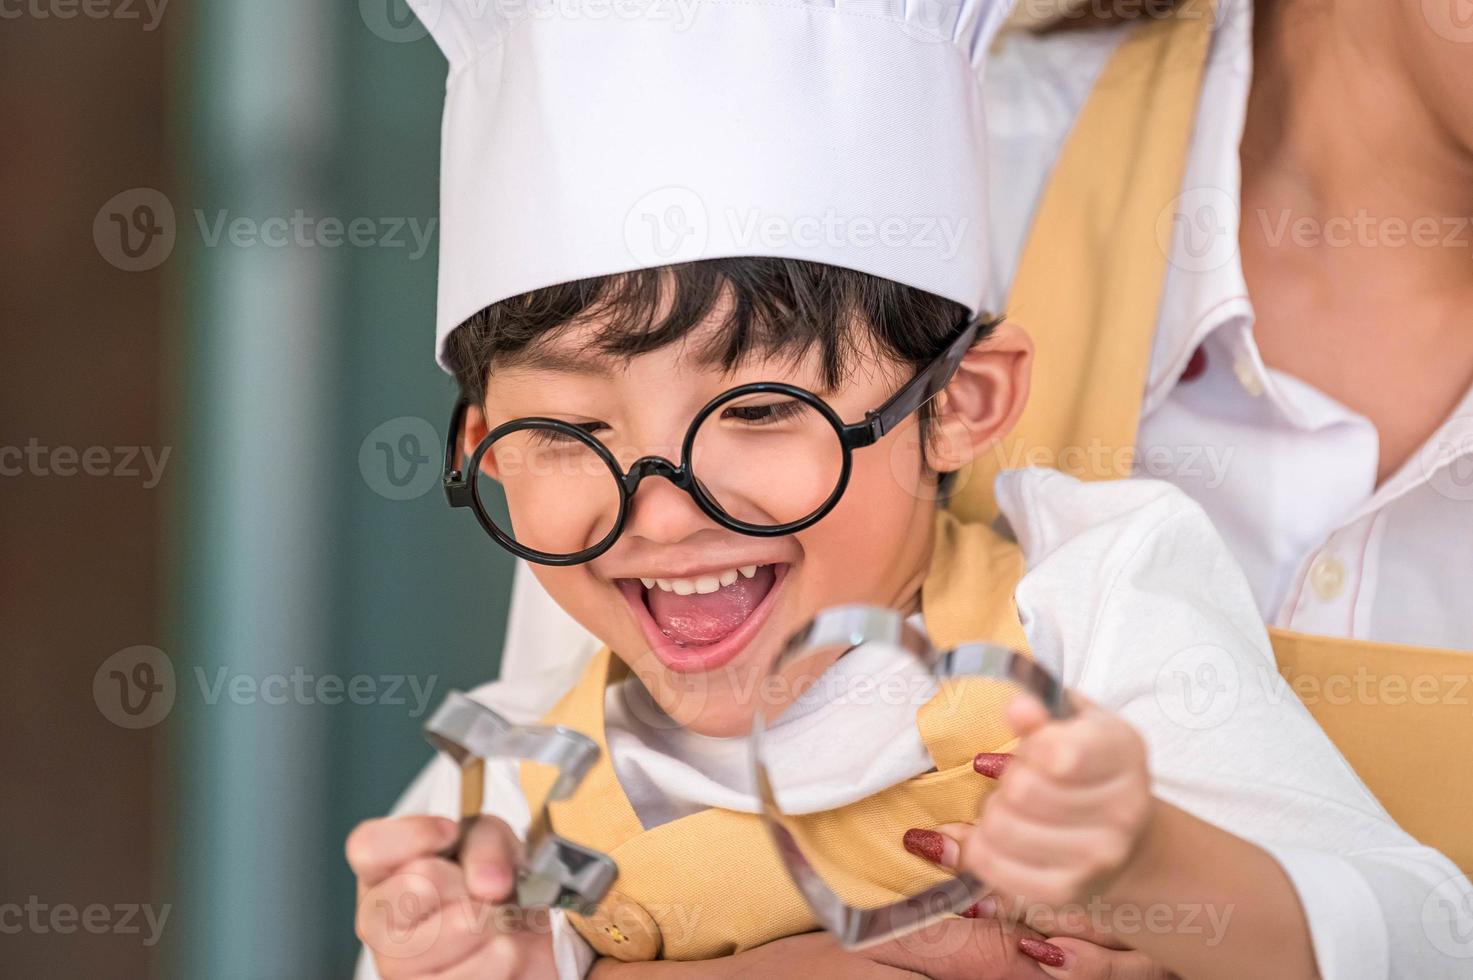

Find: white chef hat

[410,0,1016,369]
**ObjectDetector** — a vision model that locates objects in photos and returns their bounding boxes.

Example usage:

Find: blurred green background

[2,2,511,976]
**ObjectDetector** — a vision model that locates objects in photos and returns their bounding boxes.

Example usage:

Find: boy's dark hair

[444,257,996,493]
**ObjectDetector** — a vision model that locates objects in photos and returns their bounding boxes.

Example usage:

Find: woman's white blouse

[357,471,1473,980]
[984,0,1473,653]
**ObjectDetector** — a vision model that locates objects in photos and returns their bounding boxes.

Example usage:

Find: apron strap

[950,0,1217,524]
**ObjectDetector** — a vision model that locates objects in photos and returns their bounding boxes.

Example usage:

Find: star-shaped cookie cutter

[751,604,1076,949]
[423,691,618,915]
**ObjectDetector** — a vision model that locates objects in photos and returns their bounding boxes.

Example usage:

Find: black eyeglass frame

[443,313,986,566]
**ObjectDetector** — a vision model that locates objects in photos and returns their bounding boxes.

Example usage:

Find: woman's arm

[995,472,1473,979]
[955,693,1318,980]
[588,933,925,980]
[1103,798,1316,978]
[588,918,1057,980]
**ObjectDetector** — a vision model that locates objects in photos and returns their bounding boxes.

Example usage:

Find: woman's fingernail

[973,752,1011,779]
[1018,937,1070,969]
[902,827,955,865]
[960,896,996,919]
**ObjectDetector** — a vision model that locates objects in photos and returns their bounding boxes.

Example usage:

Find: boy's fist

[348,813,557,980]
[960,694,1152,910]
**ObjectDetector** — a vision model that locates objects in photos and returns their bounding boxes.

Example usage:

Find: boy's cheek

[530,565,642,654]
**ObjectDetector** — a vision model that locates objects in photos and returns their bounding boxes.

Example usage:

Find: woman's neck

[1241,0,1473,280]
[1237,0,1473,483]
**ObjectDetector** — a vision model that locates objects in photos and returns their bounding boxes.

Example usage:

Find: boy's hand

[960,693,1152,910]
[348,814,557,980]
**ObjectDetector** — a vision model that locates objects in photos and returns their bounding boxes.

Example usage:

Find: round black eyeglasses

[442,315,985,566]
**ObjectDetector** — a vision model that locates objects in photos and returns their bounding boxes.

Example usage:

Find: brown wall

[0,7,172,977]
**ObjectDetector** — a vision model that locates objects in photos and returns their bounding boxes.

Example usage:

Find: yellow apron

[951,0,1473,870]
[520,511,1030,961]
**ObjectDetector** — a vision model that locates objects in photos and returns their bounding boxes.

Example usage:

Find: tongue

[646,565,776,645]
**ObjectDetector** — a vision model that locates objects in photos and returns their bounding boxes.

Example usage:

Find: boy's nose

[622,472,714,546]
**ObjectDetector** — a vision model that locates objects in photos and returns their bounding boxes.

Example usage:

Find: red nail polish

[902,828,946,863]
[960,896,996,919]
[1018,938,1068,969]
[973,752,1011,779]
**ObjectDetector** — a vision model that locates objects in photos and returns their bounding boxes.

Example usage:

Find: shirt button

[1232,355,1265,397]
[1309,554,1347,601]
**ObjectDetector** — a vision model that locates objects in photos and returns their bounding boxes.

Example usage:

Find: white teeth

[642,564,768,593]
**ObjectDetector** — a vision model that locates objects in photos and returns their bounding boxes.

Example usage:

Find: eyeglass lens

[472,389,846,558]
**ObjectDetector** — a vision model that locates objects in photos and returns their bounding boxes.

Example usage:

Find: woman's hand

[900,701,1177,980]
[590,919,1056,980]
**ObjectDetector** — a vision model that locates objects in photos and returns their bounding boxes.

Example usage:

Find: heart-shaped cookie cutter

[751,604,1075,948]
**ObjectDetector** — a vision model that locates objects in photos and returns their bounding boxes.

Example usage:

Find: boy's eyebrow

[505,347,621,376]
[505,344,843,393]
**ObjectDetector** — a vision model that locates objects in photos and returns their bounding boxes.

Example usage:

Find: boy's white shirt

[356,471,1473,979]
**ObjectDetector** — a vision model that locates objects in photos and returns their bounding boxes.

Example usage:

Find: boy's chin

[660,693,762,739]
[632,654,775,739]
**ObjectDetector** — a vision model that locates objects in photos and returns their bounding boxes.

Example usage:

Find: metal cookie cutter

[423,691,617,915]
[751,604,1075,949]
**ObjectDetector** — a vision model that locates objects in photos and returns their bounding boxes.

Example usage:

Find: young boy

[350,1,1473,978]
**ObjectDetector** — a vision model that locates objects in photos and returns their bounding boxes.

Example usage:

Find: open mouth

[617,563,789,674]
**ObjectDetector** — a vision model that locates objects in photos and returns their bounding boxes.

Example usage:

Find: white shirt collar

[1142,0,1258,416]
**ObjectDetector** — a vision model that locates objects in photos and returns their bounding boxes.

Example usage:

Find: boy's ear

[460,403,499,479]
[927,320,1033,473]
